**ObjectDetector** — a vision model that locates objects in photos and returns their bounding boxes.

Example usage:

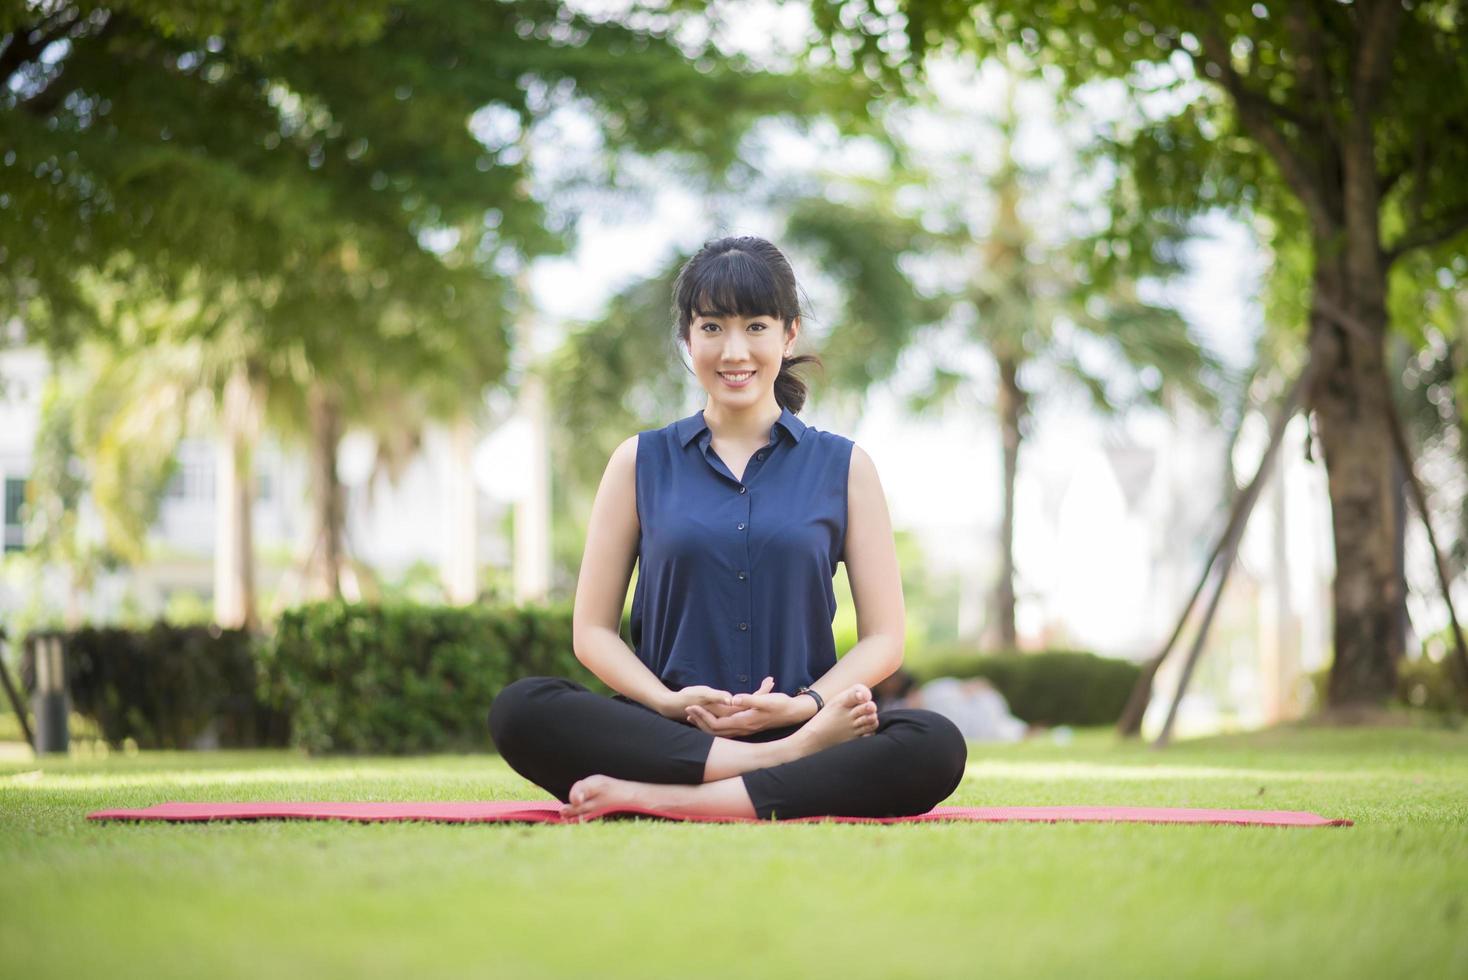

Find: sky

[519,50,1267,544]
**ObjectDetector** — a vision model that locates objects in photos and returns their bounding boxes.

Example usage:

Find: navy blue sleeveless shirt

[629,406,855,697]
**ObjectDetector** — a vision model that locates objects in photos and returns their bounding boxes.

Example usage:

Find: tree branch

[0,8,82,88]
[14,11,118,119]
[1353,0,1403,116]
[1186,45,1335,239]
[1386,204,1468,266]
[1286,0,1340,149]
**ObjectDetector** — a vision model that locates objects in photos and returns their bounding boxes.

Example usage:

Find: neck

[702,396,782,443]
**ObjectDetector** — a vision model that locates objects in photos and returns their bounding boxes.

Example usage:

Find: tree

[3,1,870,607]
[809,0,1468,709]
[784,67,1220,649]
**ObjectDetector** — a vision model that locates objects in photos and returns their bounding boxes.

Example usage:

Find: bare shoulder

[846,441,883,493]
[609,433,639,472]
[602,434,640,527]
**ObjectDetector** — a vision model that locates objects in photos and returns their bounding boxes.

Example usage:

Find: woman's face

[686,311,798,411]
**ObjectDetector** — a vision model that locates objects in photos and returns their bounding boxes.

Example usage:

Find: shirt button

[738,622,748,631]
[737,522,746,530]
[737,571,746,580]
[756,451,767,460]
[738,674,748,683]
[738,486,746,494]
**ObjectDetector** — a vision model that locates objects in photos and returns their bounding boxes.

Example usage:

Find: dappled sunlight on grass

[0,764,511,793]
[961,759,1445,784]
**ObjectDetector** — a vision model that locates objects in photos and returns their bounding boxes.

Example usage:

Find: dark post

[32,634,69,754]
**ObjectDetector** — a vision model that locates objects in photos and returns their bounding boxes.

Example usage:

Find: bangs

[677,249,792,323]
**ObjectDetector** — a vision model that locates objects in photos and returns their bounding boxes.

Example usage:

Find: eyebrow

[693,310,773,320]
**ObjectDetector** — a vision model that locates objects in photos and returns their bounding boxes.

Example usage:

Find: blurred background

[3,0,1465,754]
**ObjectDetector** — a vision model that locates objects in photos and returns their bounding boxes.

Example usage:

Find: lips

[719,370,754,387]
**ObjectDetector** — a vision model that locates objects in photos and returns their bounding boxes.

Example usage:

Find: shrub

[906,648,1141,726]
[258,600,605,754]
[1308,656,1465,714]
[19,623,288,750]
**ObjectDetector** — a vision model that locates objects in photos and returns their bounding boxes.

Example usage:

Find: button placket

[736,483,753,687]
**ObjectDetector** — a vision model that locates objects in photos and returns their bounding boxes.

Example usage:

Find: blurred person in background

[873,668,1036,743]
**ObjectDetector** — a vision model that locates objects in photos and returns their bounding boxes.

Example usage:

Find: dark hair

[672,235,823,413]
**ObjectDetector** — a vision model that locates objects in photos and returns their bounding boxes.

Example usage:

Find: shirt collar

[676,407,807,448]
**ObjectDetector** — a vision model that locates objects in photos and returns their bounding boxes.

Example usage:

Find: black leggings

[487,676,968,820]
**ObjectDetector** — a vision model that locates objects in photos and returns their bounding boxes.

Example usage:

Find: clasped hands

[661,677,818,736]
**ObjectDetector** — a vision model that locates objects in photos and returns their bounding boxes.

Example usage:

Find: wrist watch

[796,686,825,711]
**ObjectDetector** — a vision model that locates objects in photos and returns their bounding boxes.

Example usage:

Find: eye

[699,322,720,333]
[749,322,767,332]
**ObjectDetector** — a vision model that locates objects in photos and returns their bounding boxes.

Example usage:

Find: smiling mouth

[719,370,755,383]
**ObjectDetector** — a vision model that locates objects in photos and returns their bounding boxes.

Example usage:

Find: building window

[164,456,215,503]
[3,477,26,553]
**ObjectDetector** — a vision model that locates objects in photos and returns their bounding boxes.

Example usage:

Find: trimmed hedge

[907,649,1141,726]
[19,624,288,750]
[258,601,605,754]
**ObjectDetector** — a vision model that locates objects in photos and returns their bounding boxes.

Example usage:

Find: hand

[684,677,816,736]
[658,685,734,722]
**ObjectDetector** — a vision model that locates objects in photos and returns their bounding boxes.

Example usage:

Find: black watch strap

[797,686,824,711]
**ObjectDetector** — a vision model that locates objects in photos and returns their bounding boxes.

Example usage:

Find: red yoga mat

[87,801,1353,827]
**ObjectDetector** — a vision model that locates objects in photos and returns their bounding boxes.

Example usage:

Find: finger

[693,705,730,732]
[758,676,775,694]
[707,709,757,734]
[700,713,746,736]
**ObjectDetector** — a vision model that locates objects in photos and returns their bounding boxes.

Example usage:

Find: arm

[687,443,906,734]
[804,443,906,704]
[571,435,732,719]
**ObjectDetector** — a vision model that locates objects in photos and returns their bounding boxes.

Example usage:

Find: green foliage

[258,600,606,754]
[19,622,285,749]
[1309,656,1465,717]
[908,647,1141,726]
[784,193,948,396]
[544,251,696,556]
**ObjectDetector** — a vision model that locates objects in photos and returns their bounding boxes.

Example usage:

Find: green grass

[1,722,1465,980]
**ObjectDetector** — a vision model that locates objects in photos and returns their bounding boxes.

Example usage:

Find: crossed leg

[563,684,881,819]
[488,676,966,821]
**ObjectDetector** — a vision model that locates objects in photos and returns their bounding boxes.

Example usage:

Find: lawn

[1,722,1464,979]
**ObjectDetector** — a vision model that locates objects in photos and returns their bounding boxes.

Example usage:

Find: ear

[786,316,800,353]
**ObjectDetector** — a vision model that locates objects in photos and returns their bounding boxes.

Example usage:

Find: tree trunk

[214,363,259,629]
[305,382,345,600]
[442,414,479,604]
[1309,256,1402,709]
[513,295,551,605]
[992,355,1023,650]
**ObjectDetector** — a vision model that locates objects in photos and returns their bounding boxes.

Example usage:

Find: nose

[721,331,751,361]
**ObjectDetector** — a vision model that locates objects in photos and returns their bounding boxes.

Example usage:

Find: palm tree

[786,69,1222,649]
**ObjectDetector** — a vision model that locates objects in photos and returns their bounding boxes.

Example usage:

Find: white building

[0,343,516,623]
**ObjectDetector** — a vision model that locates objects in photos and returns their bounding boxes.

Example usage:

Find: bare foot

[787,683,878,757]
[563,774,646,821]
[562,773,759,821]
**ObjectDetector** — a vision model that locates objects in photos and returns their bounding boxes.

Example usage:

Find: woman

[488,235,967,821]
